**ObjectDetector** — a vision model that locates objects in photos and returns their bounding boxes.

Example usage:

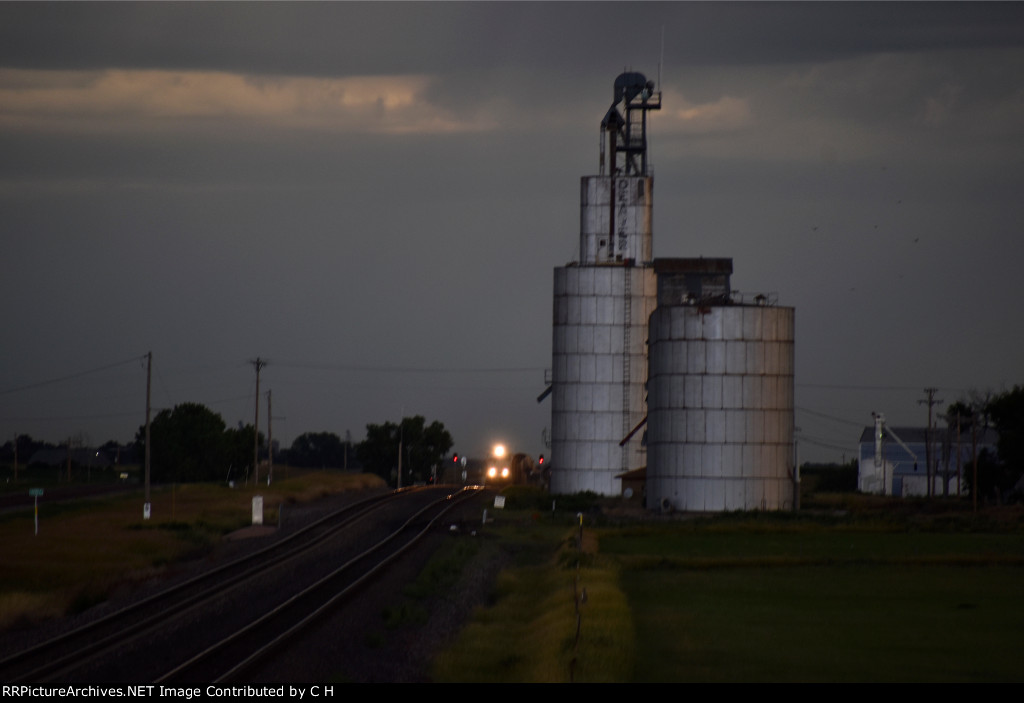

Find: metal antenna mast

[659,25,664,95]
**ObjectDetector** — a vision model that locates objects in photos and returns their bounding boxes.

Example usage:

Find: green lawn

[610,517,1024,682]
[436,497,1024,682]
[622,563,1023,682]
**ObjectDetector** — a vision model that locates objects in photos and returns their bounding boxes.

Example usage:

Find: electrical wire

[795,406,865,427]
[273,361,544,374]
[0,355,146,396]
[798,382,969,393]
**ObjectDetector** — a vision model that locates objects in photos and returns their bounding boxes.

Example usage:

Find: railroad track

[1,485,483,683]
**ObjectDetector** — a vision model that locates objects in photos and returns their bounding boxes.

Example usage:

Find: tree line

[946,385,1024,502]
[126,402,452,486]
[6,386,1020,501]
[134,402,262,484]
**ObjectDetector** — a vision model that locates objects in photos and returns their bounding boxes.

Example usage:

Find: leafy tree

[357,421,401,482]
[356,415,453,486]
[136,403,228,483]
[966,448,1018,503]
[944,401,975,431]
[953,387,1024,502]
[987,386,1024,476]
[289,431,348,468]
[224,424,263,482]
[0,434,46,466]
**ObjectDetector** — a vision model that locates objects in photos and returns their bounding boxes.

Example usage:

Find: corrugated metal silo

[646,260,795,511]
[551,265,656,494]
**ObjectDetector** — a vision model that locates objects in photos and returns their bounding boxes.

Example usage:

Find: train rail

[162,486,481,682]
[0,485,483,683]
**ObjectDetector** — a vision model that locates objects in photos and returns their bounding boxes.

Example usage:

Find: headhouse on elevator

[548,72,796,511]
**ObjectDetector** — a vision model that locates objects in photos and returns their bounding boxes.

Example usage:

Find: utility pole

[266,389,273,486]
[971,407,980,512]
[397,421,403,490]
[144,351,152,519]
[955,412,962,497]
[396,408,405,489]
[792,426,801,512]
[919,388,943,497]
[249,357,267,486]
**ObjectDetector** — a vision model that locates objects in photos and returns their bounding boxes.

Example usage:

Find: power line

[795,406,865,427]
[0,355,145,396]
[0,410,141,422]
[798,434,855,452]
[274,361,544,374]
[798,382,969,393]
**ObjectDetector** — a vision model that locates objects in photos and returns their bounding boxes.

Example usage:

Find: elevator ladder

[622,267,632,472]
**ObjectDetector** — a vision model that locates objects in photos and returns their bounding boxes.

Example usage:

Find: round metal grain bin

[550,264,656,495]
[647,304,795,511]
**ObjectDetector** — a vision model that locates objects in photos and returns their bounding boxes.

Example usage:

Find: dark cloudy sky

[2,2,1022,463]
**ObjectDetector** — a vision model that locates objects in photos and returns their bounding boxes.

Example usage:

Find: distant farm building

[857,425,998,497]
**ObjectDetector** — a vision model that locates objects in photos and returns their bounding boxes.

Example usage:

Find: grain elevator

[550,73,660,495]
[548,72,796,510]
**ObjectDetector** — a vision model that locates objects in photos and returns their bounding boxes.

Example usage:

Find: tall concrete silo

[646,259,796,511]
[550,72,660,495]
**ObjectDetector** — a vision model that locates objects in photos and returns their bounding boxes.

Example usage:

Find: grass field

[3,477,1021,682]
[622,563,1022,682]
[434,492,1024,682]
[432,511,635,683]
[0,469,385,631]
[610,525,1024,682]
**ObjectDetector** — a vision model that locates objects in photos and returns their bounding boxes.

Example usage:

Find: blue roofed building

[857,425,998,497]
